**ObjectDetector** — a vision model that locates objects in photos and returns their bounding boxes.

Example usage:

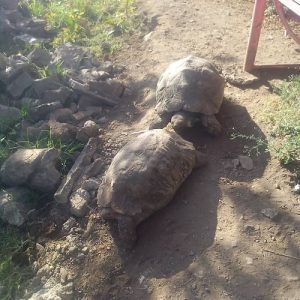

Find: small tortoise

[97,128,206,246]
[150,56,225,135]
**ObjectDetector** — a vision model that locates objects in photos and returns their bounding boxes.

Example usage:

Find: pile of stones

[0,43,125,226]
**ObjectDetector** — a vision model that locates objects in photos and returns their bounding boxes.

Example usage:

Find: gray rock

[261,208,279,220]
[76,120,99,143]
[29,283,73,300]
[0,0,19,10]
[88,79,124,98]
[54,138,99,203]
[28,48,52,67]
[70,188,90,217]
[85,158,104,178]
[49,121,77,143]
[82,178,100,192]
[61,217,77,234]
[50,108,76,124]
[42,87,72,106]
[29,102,63,122]
[29,148,61,193]
[0,187,33,226]
[23,120,50,141]
[0,148,46,186]
[53,44,86,70]
[294,184,300,194]
[32,77,62,98]
[0,104,21,133]
[7,71,33,98]
[0,53,8,71]
[0,148,61,192]
[0,59,30,85]
[238,155,253,170]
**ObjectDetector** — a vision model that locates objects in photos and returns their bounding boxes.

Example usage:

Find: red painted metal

[244,0,300,72]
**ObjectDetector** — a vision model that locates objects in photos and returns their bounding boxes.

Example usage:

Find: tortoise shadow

[112,99,270,295]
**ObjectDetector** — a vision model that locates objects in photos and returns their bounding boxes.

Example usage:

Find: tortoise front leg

[200,114,222,136]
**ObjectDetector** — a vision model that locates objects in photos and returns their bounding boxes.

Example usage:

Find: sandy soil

[37,1,300,299]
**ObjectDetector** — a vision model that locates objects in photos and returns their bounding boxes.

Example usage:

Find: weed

[0,221,34,300]
[232,75,300,168]
[20,0,137,57]
[231,132,268,156]
[268,75,300,165]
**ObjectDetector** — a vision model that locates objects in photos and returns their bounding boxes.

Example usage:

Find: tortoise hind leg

[118,215,137,249]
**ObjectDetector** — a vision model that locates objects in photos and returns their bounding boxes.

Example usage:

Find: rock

[84,159,104,178]
[238,155,253,170]
[23,120,50,141]
[0,56,31,85]
[294,184,300,194]
[49,121,77,143]
[0,104,21,133]
[0,187,34,226]
[0,148,46,186]
[0,0,19,10]
[28,48,51,67]
[60,268,69,284]
[88,79,124,98]
[32,77,62,98]
[29,283,73,300]
[42,87,72,106]
[0,53,8,71]
[61,217,77,234]
[261,208,279,220]
[54,138,100,203]
[245,256,253,265]
[82,178,100,192]
[53,44,86,70]
[29,148,61,193]
[7,71,33,98]
[76,120,99,143]
[0,148,61,192]
[13,34,48,47]
[50,108,76,124]
[70,188,90,217]
[29,102,63,122]
[69,78,117,107]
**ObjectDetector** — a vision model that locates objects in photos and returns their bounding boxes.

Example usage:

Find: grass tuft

[20,0,137,57]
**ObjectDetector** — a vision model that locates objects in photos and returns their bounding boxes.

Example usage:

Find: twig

[263,249,300,261]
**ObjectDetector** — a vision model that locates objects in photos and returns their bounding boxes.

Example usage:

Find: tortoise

[150,56,225,135]
[97,128,207,247]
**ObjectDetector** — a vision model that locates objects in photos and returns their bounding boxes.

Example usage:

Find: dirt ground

[38,1,300,299]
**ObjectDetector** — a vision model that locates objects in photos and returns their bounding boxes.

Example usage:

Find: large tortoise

[97,128,206,246]
[150,56,225,135]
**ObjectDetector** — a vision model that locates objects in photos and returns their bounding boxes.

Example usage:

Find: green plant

[268,75,300,165]
[231,132,268,156]
[0,222,34,300]
[20,0,137,57]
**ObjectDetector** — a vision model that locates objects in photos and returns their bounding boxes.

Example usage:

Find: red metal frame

[244,0,300,72]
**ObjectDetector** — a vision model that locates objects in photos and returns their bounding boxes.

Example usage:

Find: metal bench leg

[244,0,267,72]
[273,0,300,45]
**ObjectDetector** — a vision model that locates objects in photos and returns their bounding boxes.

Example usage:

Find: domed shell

[97,129,198,219]
[155,56,225,116]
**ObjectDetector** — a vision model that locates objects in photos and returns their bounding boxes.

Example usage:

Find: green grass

[0,222,34,300]
[20,0,137,57]
[269,75,300,165]
[0,129,84,173]
[231,76,300,170]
